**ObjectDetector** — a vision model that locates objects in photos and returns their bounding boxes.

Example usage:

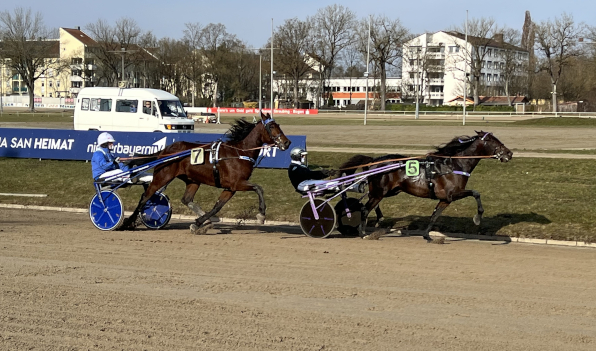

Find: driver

[92,132,130,181]
[288,147,331,192]
[91,132,152,184]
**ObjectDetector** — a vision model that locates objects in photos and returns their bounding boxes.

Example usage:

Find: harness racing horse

[122,112,291,234]
[339,131,512,241]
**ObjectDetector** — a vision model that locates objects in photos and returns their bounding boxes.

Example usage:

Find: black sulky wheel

[299,198,337,239]
[335,197,366,237]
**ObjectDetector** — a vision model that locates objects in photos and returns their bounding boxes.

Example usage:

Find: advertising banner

[206,108,318,115]
[0,128,306,169]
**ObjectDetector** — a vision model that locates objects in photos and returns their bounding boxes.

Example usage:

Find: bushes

[386,104,515,112]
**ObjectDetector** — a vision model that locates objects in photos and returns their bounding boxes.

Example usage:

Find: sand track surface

[1,208,595,350]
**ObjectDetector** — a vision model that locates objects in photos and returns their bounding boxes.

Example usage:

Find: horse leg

[362,196,384,237]
[451,190,484,226]
[374,205,384,225]
[180,182,205,217]
[424,200,451,241]
[234,181,266,224]
[190,189,236,235]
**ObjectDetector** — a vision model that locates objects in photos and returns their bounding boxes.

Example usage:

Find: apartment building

[401,31,529,106]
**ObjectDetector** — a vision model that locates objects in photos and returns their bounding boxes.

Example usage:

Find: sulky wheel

[89,190,125,231]
[140,191,173,229]
[299,198,337,239]
[334,197,366,237]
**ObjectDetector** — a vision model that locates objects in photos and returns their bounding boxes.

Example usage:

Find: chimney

[493,33,504,44]
[77,26,80,30]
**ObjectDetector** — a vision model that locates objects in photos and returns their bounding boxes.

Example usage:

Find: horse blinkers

[263,118,290,151]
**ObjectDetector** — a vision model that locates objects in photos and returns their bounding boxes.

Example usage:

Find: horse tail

[123,151,161,168]
[338,155,375,175]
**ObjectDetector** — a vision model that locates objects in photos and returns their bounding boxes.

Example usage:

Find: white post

[364,15,371,126]
[258,54,262,112]
[270,18,274,117]
[463,10,468,126]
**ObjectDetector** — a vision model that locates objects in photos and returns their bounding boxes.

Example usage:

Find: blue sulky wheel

[140,192,172,229]
[89,190,125,231]
[299,198,337,239]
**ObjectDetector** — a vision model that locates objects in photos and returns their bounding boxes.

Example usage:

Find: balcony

[70,75,84,82]
[70,63,83,70]
[69,87,81,94]
[86,64,97,71]
[12,87,28,92]
[430,92,444,99]
[428,78,444,85]
[427,52,445,59]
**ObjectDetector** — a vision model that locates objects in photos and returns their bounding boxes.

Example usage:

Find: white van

[74,87,194,133]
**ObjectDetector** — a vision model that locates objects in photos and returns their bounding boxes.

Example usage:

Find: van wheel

[153,130,163,133]
[89,129,98,131]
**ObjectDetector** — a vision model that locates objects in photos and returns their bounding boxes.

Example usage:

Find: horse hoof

[473,214,482,226]
[256,213,265,225]
[190,221,214,235]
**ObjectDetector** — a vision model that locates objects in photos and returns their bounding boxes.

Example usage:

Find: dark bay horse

[339,131,513,240]
[123,112,291,234]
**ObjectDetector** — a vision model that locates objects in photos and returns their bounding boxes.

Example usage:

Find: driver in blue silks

[91,132,130,181]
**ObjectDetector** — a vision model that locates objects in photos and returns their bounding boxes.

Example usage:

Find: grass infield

[0,153,594,242]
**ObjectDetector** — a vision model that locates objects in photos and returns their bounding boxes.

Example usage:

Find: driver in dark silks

[288,147,331,192]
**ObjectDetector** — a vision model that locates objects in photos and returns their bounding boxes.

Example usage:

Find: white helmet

[290,147,307,162]
[97,132,115,146]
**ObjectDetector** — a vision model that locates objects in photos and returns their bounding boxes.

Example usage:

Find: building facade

[401,31,529,106]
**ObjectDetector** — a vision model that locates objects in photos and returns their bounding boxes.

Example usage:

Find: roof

[447,95,529,105]
[77,87,179,100]
[443,31,527,52]
[61,28,99,47]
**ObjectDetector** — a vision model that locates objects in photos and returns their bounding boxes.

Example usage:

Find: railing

[428,78,444,85]
[316,110,596,118]
[429,92,444,99]
[70,75,84,82]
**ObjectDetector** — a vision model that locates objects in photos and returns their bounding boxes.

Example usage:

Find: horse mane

[434,135,477,156]
[225,119,257,142]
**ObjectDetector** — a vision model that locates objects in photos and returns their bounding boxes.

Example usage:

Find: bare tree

[497,28,527,106]
[85,17,147,87]
[182,22,204,106]
[309,5,356,108]
[534,13,584,113]
[273,18,313,108]
[0,7,59,111]
[198,23,241,107]
[340,42,365,106]
[354,15,410,111]
[451,17,502,106]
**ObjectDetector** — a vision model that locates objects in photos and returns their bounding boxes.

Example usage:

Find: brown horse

[339,131,513,240]
[123,112,291,234]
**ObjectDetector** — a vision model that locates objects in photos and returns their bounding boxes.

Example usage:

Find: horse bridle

[479,132,508,160]
[263,118,284,149]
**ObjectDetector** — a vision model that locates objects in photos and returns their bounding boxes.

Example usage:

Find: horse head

[260,112,291,151]
[475,131,513,162]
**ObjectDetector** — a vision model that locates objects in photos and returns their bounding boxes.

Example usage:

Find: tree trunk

[26,82,35,112]
[552,82,558,114]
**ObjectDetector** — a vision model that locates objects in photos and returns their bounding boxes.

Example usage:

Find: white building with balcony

[402,31,529,106]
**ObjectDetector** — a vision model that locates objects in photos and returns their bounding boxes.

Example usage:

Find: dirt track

[2,208,595,350]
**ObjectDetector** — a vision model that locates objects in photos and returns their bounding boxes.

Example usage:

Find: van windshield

[157,100,187,117]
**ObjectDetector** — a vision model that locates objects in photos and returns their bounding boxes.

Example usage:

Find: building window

[57,81,60,88]
[71,58,83,64]
[487,74,492,82]
[449,46,459,53]
[49,81,53,88]
[487,49,492,57]
[487,61,492,69]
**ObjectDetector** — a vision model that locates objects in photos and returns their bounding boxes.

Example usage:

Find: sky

[3,0,595,47]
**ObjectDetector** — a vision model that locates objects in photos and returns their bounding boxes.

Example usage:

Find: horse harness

[207,118,277,188]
